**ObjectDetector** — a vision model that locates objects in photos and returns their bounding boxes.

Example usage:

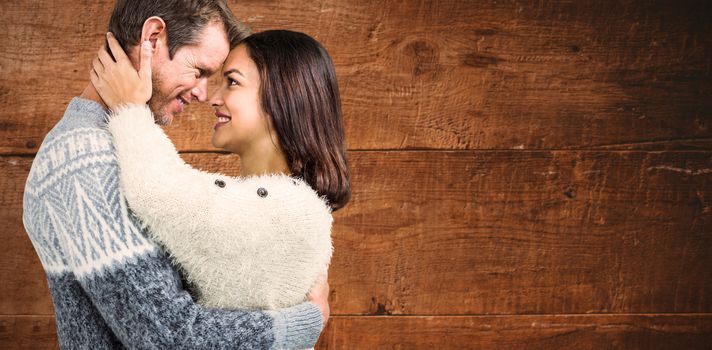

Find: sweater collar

[67,97,110,124]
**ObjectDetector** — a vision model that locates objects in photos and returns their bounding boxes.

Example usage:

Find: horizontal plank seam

[316,149,712,153]
[3,149,712,158]
[579,137,712,149]
[0,153,36,158]
[3,313,712,318]
[329,313,712,317]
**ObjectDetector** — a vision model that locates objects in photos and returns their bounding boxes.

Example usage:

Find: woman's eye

[227,77,239,86]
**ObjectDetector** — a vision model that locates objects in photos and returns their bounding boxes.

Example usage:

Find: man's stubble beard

[148,71,172,125]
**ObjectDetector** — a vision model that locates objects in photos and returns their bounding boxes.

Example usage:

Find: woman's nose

[208,90,223,107]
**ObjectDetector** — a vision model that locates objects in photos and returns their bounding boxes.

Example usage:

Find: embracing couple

[22,0,350,349]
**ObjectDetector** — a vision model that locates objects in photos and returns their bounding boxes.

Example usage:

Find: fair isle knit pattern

[22,97,322,349]
[107,104,333,311]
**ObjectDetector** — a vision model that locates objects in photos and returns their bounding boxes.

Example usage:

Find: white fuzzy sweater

[106,104,333,310]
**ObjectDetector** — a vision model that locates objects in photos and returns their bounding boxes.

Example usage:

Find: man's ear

[140,16,166,50]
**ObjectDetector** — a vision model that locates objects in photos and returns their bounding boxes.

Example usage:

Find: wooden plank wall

[1,0,711,348]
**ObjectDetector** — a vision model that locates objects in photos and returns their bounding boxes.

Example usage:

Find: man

[22,1,329,348]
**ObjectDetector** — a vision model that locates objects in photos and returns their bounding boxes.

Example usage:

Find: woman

[90,30,350,312]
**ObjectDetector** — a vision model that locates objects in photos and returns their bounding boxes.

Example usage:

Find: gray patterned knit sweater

[22,97,322,349]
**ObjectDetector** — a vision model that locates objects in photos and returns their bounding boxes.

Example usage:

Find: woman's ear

[141,16,166,50]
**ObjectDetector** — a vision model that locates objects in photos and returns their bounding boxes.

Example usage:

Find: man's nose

[191,77,209,102]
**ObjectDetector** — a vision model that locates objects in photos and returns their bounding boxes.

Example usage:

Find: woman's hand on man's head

[90,32,153,111]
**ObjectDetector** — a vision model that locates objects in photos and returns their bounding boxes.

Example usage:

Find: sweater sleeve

[105,104,217,237]
[47,126,323,349]
[106,104,334,314]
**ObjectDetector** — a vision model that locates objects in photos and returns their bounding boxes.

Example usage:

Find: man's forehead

[196,52,225,73]
[179,43,228,75]
[196,50,227,73]
[172,22,229,73]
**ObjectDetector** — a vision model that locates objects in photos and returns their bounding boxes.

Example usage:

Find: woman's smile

[214,111,231,130]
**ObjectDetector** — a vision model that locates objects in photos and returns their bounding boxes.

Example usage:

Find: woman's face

[208,44,274,154]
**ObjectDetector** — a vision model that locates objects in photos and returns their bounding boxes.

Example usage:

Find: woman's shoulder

[243,173,333,215]
[228,174,333,238]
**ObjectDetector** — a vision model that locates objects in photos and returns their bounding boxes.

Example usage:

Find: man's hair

[242,30,351,211]
[108,0,250,58]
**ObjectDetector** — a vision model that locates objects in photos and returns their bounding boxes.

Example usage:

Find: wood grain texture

[4,151,710,315]
[1,0,711,154]
[2,314,711,350]
[0,316,59,350]
[316,314,712,349]
[2,1,711,346]
[188,151,712,315]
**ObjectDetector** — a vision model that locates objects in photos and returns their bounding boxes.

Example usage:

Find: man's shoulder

[47,97,110,135]
[41,97,112,146]
[27,98,117,191]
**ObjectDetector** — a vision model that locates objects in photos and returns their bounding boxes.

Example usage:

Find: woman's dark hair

[241,30,351,211]
[108,0,250,58]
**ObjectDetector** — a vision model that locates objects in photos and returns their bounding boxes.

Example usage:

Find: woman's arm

[106,104,216,238]
[108,104,334,314]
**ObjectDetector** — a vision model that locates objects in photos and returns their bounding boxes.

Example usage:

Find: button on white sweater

[106,104,333,311]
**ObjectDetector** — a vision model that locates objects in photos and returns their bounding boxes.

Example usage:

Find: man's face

[149,21,230,125]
